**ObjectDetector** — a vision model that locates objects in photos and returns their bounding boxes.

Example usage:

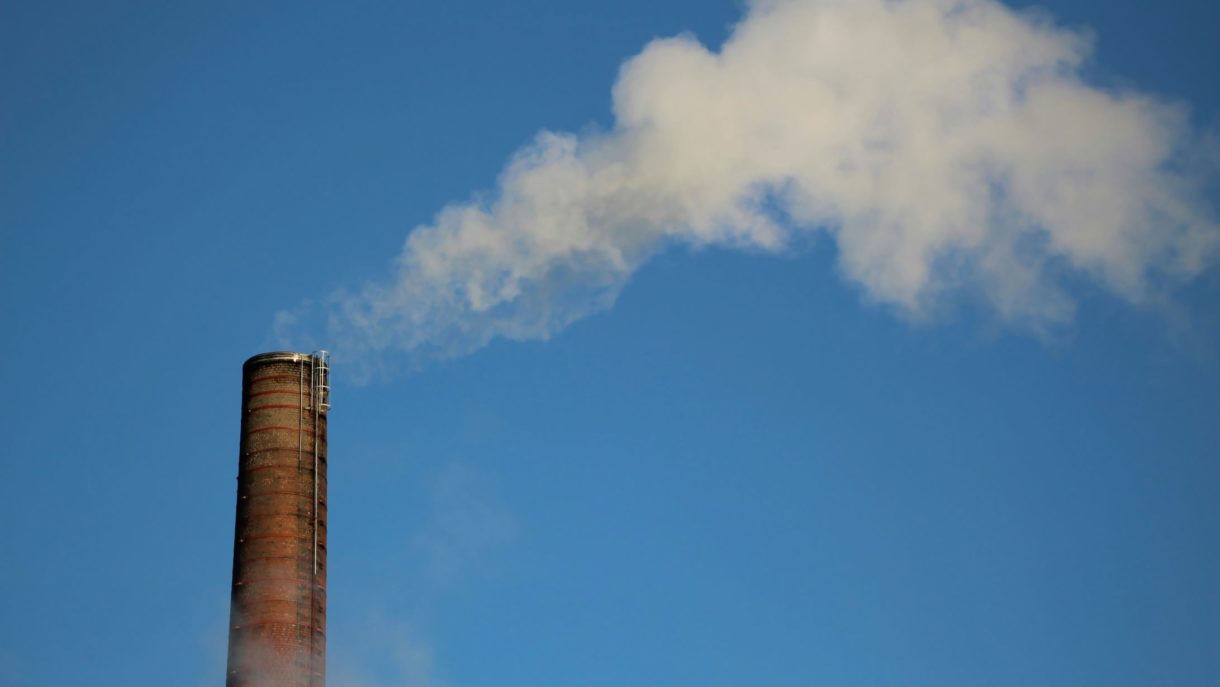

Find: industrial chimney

[227,351,330,687]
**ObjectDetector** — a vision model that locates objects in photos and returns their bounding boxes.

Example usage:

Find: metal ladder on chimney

[308,351,329,575]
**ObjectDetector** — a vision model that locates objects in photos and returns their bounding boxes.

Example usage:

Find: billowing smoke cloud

[277,0,1218,372]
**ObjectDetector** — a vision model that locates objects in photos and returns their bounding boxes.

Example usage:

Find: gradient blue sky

[2,1,1219,686]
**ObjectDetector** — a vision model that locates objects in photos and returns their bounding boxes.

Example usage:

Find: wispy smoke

[413,465,518,581]
[329,619,441,687]
[277,0,1218,372]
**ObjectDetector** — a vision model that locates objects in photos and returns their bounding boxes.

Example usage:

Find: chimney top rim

[244,351,317,367]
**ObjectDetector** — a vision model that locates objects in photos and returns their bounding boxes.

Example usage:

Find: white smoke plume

[277,0,1218,371]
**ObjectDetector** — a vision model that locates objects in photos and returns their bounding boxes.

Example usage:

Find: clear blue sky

[2,1,1218,686]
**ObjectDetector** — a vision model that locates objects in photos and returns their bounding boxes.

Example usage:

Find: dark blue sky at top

[1,1,1218,686]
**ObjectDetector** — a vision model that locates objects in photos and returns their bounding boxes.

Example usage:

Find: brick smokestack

[227,352,330,687]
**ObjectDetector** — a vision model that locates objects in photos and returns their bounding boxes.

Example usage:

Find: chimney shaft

[227,351,330,687]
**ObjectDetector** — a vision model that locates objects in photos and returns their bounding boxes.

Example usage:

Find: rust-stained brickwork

[227,352,329,687]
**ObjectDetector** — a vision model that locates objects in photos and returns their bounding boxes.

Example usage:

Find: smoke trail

[277,0,1218,373]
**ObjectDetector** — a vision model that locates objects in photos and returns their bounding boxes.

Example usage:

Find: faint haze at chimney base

[275,0,1220,378]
